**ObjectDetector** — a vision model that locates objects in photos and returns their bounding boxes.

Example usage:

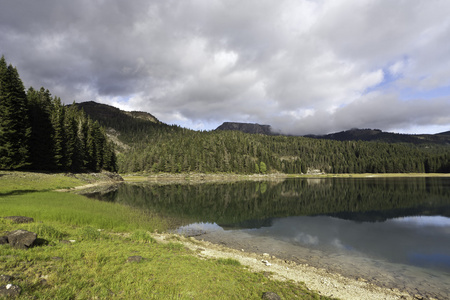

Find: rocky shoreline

[154,233,419,300]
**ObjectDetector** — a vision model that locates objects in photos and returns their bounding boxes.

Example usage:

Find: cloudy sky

[1,0,449,135]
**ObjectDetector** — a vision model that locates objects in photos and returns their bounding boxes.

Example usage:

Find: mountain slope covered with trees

[0,56,116,172]
[76,103,450,175]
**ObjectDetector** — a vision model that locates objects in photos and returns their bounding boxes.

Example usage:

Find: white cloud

[1,0,449,134]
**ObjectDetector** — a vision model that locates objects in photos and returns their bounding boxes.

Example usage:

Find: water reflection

[86,177,450,298]
[245,215,450,272]
[179,214,450,272]
[86,177,450,228]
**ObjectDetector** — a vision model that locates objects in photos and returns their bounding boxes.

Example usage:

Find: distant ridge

[216,122,274,135]
[305,128,450,145]
[216,121,450,145]
[74,101,160,124]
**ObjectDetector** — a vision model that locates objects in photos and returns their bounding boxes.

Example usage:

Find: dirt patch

[153,233,415,300]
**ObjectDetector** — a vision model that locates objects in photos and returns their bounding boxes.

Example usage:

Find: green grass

[0,171,86,195]
[0,171,333,299]
[0,219,331,299]
[0,191,167,232]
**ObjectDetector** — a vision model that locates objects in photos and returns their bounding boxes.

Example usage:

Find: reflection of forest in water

[87,177,450,228]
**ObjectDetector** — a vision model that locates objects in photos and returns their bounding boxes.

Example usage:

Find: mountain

[66,102,449,174]
[74,101,160,124]
[436,131,450,136]
[305,128,450,145]
[216,122,274,135]
[215,122,450,145]
[72,101,177,153]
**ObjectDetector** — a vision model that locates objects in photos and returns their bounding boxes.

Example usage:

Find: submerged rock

[7,230,37,249]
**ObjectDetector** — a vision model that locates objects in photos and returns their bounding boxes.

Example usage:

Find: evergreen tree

[0,56,117,173]
[27,87,55,169]
[51,97,66,170]
[0,57,31,169]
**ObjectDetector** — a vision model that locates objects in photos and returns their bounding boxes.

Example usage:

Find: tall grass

[0,191,167,232]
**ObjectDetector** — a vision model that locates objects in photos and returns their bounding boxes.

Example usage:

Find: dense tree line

[0,56,116,172]
[72,96,450,174]
[73,98,450,175]
[117,129,449,174]
[73,99,450,175]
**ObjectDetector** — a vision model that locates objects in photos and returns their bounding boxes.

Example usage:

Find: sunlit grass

[0,191,167,232]
[0,171,85,195]
[0,218,331,299]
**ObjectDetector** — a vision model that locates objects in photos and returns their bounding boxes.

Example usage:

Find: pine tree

[0,57,31,169]
[27,87,55,169]
[51,97,66,170]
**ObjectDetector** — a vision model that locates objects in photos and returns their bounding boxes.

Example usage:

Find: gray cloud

[1,0,449,134]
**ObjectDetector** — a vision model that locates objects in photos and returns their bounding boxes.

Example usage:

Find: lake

[87,177,450,299]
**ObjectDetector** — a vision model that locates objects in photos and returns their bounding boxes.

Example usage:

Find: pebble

[261,260,272,266]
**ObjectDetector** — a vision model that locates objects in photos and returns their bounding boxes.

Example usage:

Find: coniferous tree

[27,87,55,169]
[0,57,31,169]
[1,56,117,173]
[51,97,66,170]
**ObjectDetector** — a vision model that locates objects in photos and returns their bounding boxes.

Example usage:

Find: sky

[1,0,449,135]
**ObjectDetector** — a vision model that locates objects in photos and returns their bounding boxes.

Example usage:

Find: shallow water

[178,216,450,299]
[87,177,450,299]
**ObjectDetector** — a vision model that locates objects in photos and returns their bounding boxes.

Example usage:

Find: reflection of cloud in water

[241,215,450,272]
[391,216,450,227]
[177,222,223,235]
[294,232,318,245]
[331,238,349,250]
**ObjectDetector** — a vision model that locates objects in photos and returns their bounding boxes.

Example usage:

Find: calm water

[87,177,450,299]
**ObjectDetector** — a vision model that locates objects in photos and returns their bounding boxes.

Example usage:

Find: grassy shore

[0,171,332,299]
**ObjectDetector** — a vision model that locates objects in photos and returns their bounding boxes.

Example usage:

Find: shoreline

[153,232,415,300]
[123,172,450,184]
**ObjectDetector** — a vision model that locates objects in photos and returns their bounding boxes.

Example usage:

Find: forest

[76,102,450,175]
[117,128,450,174]
[0,56,116,172]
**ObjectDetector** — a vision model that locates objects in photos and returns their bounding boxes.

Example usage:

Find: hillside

[306,128,450,145]
[74,101,160,125]
[71,101,450,175]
